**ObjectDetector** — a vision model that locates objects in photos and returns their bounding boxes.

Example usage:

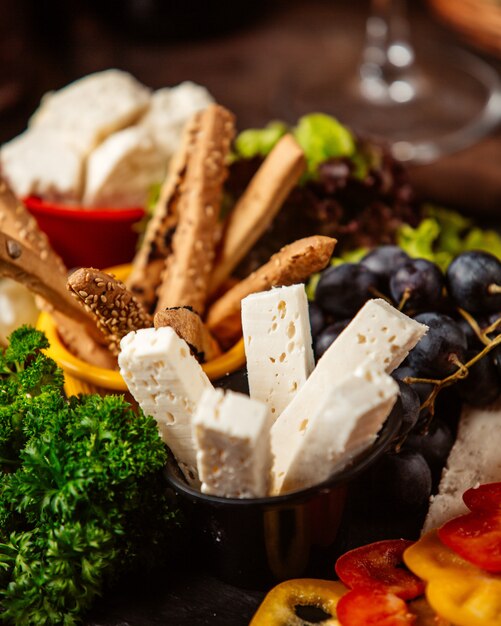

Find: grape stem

[488,283,501,295]
[398,288,411,312]
[404,330,501,432]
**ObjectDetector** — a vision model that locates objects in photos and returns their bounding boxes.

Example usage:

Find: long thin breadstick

[155,104,235,315]
[209,135,306,294]
[68,268,152,356]
[0,230,104,343]
[0,180,66,276]
[154,306,221,362]
[207,235,336,346]
[126,115,199,309]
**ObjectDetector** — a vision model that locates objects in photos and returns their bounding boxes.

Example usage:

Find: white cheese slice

[270,299,427,494]
[83,126,166,208]
[241,284,315,421]
[320,298,428,377]
[193,388,272,498]
[30,69,151,154]
[139,82,214,158]
[118,326,213,486]
[0,128,85,201]
[423,402,501,533]
[271,363,398,494]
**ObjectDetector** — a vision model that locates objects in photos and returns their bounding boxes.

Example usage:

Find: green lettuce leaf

[293,113,356,175]
[233,121,288,159]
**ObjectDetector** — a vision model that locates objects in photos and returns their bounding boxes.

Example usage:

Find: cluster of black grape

[310,247,501,512]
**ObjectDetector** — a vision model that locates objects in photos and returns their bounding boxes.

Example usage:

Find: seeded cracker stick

[68,268,152,356]
[126,115,199,309]
[207,235,336,346]
[209,134,306,294]
[0,180,66,276]
[154,307,221,362]
[155,104,235,315]
[0,230,105,343]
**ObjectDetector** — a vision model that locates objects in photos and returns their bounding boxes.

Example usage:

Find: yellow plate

[37,264,246,395]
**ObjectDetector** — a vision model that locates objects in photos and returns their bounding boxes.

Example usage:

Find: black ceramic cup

[164,409,401,589]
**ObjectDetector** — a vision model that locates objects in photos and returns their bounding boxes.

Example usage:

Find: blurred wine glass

[288,0,501,164]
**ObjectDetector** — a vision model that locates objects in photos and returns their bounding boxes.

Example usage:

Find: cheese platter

[0,69,501,625]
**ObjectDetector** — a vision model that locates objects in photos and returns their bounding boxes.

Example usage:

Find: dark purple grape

[457,316,484,350]
[390,380,421,443]
[314,320,350,360]
[404,419,454,484]
[408,312,467,377]
[360,245,410,290]
[315,264,379,318]
[392,365,433,407]
[389,258,444,311]
[371,451,432,512]
[457,349,500,407]
[215,368,249,394]
[308,302,325,338]
[446,251,501,314]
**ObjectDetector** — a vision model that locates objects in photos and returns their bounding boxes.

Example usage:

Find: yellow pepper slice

[249,578,347,625]
[427,575,501,626]
[403,531,477,581]
[407,596,451,626]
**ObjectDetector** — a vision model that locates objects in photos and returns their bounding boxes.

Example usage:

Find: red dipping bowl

[24,196,145,269]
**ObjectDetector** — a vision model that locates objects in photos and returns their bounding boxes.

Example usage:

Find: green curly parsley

[0,326,178,625]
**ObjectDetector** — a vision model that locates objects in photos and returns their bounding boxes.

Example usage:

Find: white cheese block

[118,326,213,486]
[271,363,398,494]
[321,299,428,377]
[83,126,166,208]
[423,402,501,533]
[0,128,85,201]
[241,284,315,421]
[270,299,426,494]
[193,388,272,498]
[139,82,214,158]
[30,69,151,154]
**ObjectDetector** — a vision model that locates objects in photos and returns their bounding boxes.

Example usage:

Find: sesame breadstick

[206,235,336,346]
[154,306,221,362]
[0,179,66,276]
[209,135,306,295]
[0,230,104,343]
[126,115,199,309]
[67,268,153,356]
[155,104,235,315]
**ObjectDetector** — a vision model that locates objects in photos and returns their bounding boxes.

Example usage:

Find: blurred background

[1,0,501,212]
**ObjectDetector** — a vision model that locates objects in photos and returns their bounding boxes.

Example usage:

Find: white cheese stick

[241,284,315,421]
[193,389,272,498]
[118,326,213,486]
[322,299,428,377]
[423,403,501,533]
[271,363,398,495]
[270,299,427,494]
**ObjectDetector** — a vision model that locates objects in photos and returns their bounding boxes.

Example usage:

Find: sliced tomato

[463,482,501,514]
[337,588,416,626]
[335,539,425,600]
[438,511,501,573]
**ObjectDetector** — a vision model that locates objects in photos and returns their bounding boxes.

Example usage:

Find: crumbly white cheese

[118,326,213,486]
[30,69,151,154]
[270,299,427,494]
[319,298,428,376]
[139,82,214,158]
[270,363,398,494]
[193,388,272,498]
[241,284,315,421]
[0,128,85,201]
[83,126,166,207]
[423,402,501,533]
